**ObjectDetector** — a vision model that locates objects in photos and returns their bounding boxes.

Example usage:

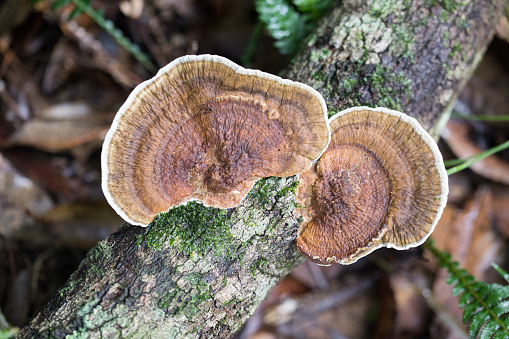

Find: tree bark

[18,0,505,337]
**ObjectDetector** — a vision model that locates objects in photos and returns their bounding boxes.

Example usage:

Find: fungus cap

[102,54,330,226]
[295,107,448,265]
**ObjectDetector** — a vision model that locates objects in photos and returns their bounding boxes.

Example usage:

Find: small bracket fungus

[102,55,330,226]
[295,107,448,265]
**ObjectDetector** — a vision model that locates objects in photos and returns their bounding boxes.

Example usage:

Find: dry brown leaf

[495,15,509,43]
[262,276,376,339]
[459,54,509,119]
[0,0,31,35]
[39,203,122,250]
[0,152,53,239]
[432,186,502,278]
[4,118,108,152]
[120,0,145,19]
[442,119,509,184]
[490,185,509,238]
[446,169,473,205]
[289,261,343,290]
[390,269,432,337]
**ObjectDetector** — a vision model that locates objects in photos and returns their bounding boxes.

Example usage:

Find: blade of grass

[444,157,468,167]
[446,139,509,176]
[451,113,509,122]
[240,20,264,68]
[71,0,156,72]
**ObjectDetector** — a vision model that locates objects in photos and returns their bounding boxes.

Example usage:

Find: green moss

[247,177,299,213]
[239,208,258,229]
[367,0,415,62]
[450,42,462,57]
[439,9,449,22]
[391,25,415,62]
[310,48,332,62]
[135,234,144,247]
[141,201,233,256]
[184,272,209,289]
[249,257,270,276]
[360,63,412,110]
[65,328,88,339]
[312,70,326,82]
[425,0,466,21]
[81,305,114,330]
[247,178,274,209]
[275,180,299,200]
[455,16,469,29]
[158,288,180,310]
[0,328,19,339]
[222,297,240,306]
[431,0,466,12]
[184,290,211,318]
[442,30,449,46]
[77,297,100,318]
[158,282,211,320]
[338,60,412,109]
[59,279,76,297]
[369,0,407,18]
[342,77,358,93]
[325,101,340,116]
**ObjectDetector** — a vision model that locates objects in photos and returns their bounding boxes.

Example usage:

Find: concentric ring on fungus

[295,107,448,265]
[101,55,330,226]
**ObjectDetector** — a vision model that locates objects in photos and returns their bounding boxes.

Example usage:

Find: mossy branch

[18,0,506,337]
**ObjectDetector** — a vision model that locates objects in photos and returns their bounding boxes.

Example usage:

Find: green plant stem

[445,139,509,176]
[240,20,264,68]
[425,241,509,335]
[444,157,467,167]
[451,113,509,122]
[71,0,156,72]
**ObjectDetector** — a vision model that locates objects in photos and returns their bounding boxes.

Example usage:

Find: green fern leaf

[426,241,509,338]
[255,0,306,55]
[452,283,466,296]
[293,0,333,19]
[51,0,72,9]
[255,0,332,55]
[493,263,509,283]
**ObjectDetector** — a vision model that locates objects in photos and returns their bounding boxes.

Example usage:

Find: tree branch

[18,0,505,337]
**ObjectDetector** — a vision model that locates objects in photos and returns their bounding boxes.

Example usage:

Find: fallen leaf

[442,119,509,185]
[0,152,53,239]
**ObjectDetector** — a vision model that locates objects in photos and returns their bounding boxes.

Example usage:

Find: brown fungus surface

[102,55,330,226]
[296,107,448,265]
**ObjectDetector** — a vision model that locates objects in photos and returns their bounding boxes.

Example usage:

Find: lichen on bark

[18,0,505,337]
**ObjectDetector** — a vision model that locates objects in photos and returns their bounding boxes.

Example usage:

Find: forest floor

[1,0,509,338]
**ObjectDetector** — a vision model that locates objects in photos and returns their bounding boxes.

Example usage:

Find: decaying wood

[18,0,505,337]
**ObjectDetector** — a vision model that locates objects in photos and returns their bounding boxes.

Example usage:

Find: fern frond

[426,241,509,338]
[293,0,332,19]
[255,0,332,55]
[255,0,305,55]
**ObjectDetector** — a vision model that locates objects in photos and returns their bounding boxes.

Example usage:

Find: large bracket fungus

[102,55,330,226]
[296,107,448,265]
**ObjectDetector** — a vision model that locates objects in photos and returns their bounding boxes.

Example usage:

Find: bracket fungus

[295,107,448,265]
[102,54,330,226]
